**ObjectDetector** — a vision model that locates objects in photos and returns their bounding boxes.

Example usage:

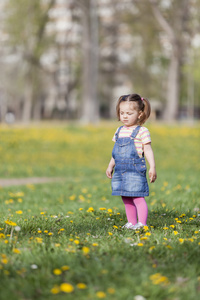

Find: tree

[75,0,99,123]
[5,0,56,122]
[147,0,192,121]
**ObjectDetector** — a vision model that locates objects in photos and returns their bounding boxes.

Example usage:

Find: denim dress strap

[115,126,124,141]
[130,125,141,139]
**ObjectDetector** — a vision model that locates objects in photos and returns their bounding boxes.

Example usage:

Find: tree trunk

[81,0,99,123]
[22,77,33,122]
[0,91,7,122]
[33,97,42,120]
[148,0,190,122]
[163,48,181,120]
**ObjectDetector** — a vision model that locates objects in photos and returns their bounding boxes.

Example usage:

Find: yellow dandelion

[107,288,115,294]
[107,209,113,213]
[194,231,199,234]
[179,238,184,244]
[96,291,106,298]
[15,210,23,214]
[5,220,17,226]
[137,243,144,247]
[140,237,148,240]
[61,265,70,271]
[13,248,21,254]
[150,273,169,286]
[163,227,168,230]
[173,231,178,235]
[113,225,118,229]
[108,232,113,236]
[99,207,106,211]
[77,283,87,289]
[51,285,60,294]
[0,233,5,239]
[149,246,155,251]
[188,238,194,242]
[35,237,43,243]
[92,243,98,247]
[87,207,94,212]
[48,232,53,236]
[60,283,74,293]
[53,269,62,275]
[74,240,79,245]
[145,232,151,236]
[166,245,173,249]
[69,195,76,201]
[82,246,90,255]
[40,212,45,215]
[170,225,175,228]
[79,208,83,211]
[1,258,8,264]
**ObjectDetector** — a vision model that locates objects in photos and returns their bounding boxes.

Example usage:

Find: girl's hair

[116,93,151,125]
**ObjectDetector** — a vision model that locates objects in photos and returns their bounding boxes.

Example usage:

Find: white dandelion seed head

[134,295,146,300]
[31,264,38,269]
[15,226,21,232]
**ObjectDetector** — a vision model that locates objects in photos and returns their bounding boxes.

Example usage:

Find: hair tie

[141,97,144,101]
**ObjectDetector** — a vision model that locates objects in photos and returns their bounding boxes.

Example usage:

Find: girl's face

[119,101,141,127]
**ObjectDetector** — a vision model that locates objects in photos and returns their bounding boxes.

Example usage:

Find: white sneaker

[131,222,145,230]
[122,222,133,229]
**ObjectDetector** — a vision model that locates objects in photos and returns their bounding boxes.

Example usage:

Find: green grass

[0,122,200,300]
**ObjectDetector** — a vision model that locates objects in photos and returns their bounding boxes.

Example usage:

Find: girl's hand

[149,168,157,183]
[106,166,113,179]
[106,157,115,179]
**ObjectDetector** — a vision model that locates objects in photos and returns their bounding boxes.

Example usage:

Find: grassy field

[0,122,200,300]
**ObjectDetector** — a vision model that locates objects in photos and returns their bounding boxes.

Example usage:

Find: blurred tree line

[0,0,200,123]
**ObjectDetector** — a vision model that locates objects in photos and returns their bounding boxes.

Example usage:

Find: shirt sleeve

[140,127,151,145]
[112,128,119,142]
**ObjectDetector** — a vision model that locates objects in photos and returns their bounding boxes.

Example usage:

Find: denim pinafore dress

[111,126,149,197]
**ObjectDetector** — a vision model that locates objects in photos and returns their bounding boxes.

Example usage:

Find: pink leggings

[122,196,148,225]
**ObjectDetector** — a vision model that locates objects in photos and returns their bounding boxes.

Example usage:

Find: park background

[0,1,200,300]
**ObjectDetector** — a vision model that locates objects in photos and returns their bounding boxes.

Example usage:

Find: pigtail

[138,97,151,125]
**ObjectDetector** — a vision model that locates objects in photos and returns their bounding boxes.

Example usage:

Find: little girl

[106,93,157,229]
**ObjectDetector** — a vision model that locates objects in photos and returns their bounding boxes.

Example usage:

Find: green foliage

[5,0,55,62]
[0,122,200,299]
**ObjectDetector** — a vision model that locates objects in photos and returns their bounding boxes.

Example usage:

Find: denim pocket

[135,163,147,176]
[116,141,131,155]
